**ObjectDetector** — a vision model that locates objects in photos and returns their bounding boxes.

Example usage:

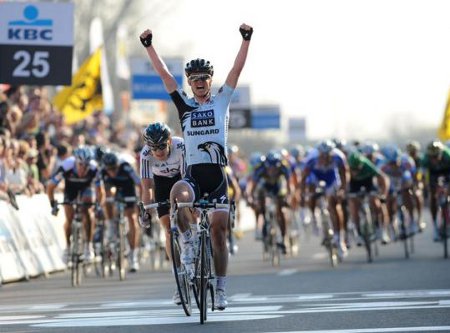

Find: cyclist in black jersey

[99,152,141,272]
[140,23,253,310]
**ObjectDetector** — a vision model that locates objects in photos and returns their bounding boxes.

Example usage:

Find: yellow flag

[438,88,450,140]
[53,47,103,125]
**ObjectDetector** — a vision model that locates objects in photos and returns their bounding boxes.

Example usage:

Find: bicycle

[348,187,378,263]
[177,199,229,324]
[137,201,169,270]
[227,200,237,255]
[105,194,137,281]
[394,188,415,259]
[262,193,283,266]
[53,197,96,287]
[93,213,108,278]
[435,176,449,259]
[139,200,192,316]
[312,181,339,267]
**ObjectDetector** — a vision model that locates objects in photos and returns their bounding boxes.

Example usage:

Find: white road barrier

[0,194,66,284]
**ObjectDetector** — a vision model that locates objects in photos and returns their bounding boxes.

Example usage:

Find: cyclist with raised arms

[99,151,141,272]
[138,122,185,303]
[139,23,252,310]
[47,146,101,263]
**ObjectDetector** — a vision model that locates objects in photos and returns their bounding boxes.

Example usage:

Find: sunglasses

[189,74,211,82]
[76,161,90,168]
[149,143,168,151]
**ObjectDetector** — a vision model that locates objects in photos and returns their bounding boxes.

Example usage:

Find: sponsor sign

[130,57,183,100]
[252,105,281,129]
[0,2,74,85]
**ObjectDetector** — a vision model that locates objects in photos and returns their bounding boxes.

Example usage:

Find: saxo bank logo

[8,5,53,41]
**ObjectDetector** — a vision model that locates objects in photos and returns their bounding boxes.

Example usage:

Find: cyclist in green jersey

[348,151,390,245]
[421,140,450,241]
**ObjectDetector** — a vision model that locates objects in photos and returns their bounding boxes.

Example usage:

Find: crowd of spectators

[0,84,142,210]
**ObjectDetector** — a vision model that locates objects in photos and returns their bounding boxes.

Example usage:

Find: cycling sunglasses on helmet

[149,142,168,151]
[189,74,212,82]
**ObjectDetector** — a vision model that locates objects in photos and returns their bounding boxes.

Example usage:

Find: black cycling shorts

[154,174,181,216]
[349,177,375,194]
[184,164,229,204]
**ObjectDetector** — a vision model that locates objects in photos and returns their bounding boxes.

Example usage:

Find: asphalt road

[1,208,450,333]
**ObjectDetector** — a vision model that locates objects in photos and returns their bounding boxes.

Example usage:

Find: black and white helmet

[73,146,93,164]
[317,140,335,154]
[102,152,119,168]
[142,122,171,145]
[185,58,214,76]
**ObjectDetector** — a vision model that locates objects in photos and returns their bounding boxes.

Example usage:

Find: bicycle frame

[313,182,338,267]
[105,194,137,280]
[177,200,228,324]
[348,188,377,263]
[436,177,449,259]
[56,198,96,287]
[262,194,281,266]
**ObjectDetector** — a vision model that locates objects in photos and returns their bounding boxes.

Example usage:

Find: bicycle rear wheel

[117,220,126,281]
[170,229,192,316]
[398,208,409,259]
[360,206,374,263]
[441,204,449,258]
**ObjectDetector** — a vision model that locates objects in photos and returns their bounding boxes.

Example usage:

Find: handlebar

[176,200,229,210]
[105,196,137,204]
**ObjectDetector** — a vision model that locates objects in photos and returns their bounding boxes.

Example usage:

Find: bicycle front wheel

[71,223,83,287]
[117,220,126,281]
[199,232,209,324]
[170,229,192,316]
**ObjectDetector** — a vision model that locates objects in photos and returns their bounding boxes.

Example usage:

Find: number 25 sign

[0,2,74,86]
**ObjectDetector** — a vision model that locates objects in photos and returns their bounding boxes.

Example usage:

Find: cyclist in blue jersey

[300,140,350,259]
[247,152,293,254]
[381,145,417,239]
[140,23,252,310]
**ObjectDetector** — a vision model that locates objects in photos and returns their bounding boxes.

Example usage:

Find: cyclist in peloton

[247,152,293,254]
[246,152,267,239]
[405,140,426,232]
[421,140,450,241]
[347,150,390,245]
[138,122,185,304]
[360,141,385,167]
[99,151,141,272]
[139,23,253,310]
[300,140,349,259]
[47,146,101,263]
[380,145,417,239]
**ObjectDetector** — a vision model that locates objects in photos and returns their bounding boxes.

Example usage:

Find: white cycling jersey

[169,84,234,167]
[140,136,184,179]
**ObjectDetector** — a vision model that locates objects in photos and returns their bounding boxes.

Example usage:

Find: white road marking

[0,289,448,328]
[266,327,450,333]
[278,269,298,276]
[312,252,327,259]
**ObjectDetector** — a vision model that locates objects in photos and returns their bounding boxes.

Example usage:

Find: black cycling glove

[239,27,253,41]
[140,33,152,47]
